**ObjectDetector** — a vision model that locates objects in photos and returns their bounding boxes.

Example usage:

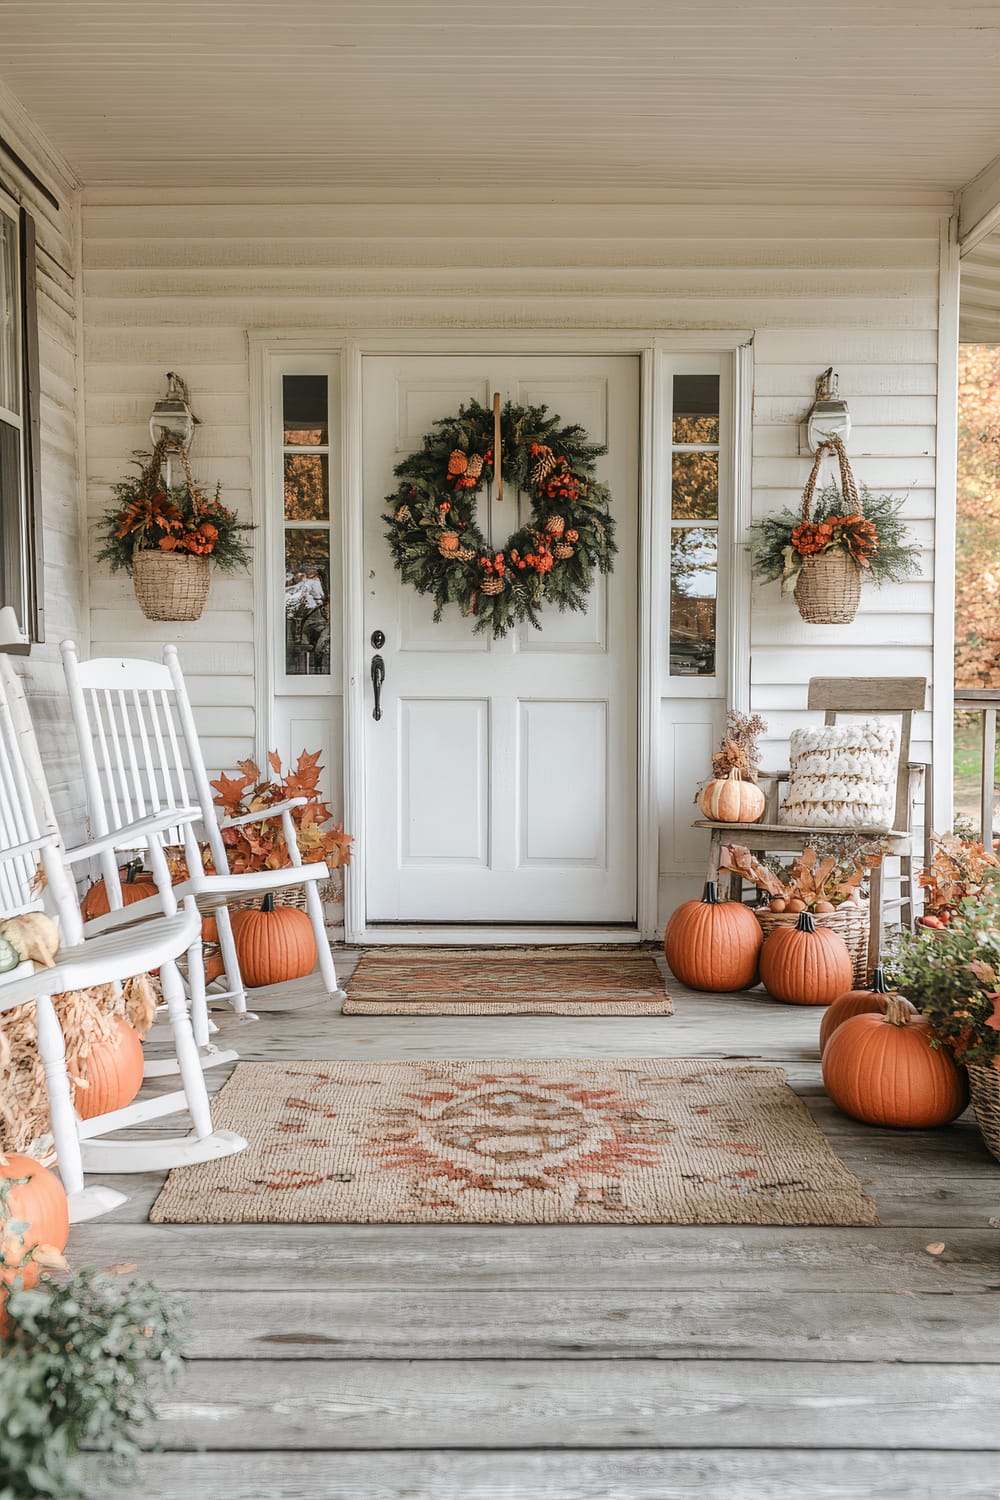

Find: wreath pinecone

[383,398,617,636]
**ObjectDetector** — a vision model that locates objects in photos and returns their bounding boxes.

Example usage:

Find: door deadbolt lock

[370,629,385,649]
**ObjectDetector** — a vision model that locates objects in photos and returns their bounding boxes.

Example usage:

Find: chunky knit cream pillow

[779,718,899,830]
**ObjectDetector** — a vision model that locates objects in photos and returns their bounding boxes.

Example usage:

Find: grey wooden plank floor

[69,949,1000,1500]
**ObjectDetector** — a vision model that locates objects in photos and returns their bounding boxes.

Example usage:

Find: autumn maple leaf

[210,770,251,814]
[985,993,1000,1032]
[970,959,998,988]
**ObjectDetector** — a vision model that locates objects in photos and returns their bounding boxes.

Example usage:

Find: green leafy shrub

[887,871,1000,1069]
[0,1269,184,1500]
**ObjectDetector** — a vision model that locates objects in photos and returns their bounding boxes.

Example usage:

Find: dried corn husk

[0,974,158,1154]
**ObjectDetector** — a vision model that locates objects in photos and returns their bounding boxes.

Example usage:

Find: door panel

[362,354,639,924]
[518,699,608,867]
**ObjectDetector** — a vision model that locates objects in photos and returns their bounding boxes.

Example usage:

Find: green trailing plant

[96,437,253,576]
[750,483,921,593]
[887,868,1000,1069]
[0,1268,184,1500]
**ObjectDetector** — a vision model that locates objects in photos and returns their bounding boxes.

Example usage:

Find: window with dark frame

[0,189,42,650]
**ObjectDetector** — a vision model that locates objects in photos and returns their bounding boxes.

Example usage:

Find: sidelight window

[281,373,333,677]
[668,373,721,677]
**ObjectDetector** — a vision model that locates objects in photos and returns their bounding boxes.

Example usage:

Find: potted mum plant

[888,869,1000,1163]
[0,1263,183,1500]
[96,435,253,622]
[750,435,920,624]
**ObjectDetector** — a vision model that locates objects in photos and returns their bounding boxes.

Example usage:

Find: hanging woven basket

[794,549,862,624]
[793,436,863,625]
[132,550,211,621]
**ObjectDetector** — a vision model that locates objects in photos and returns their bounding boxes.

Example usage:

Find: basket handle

[140,433,198,497]
[801,435,860,522]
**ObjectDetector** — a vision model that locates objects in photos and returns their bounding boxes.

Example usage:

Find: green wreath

[383,398,617,636]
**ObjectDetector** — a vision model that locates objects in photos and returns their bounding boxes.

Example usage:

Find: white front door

[362,355,639,926]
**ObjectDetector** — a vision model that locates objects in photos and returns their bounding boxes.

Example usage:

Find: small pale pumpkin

[230,893,317,988]
[759,909,853,1006]
[0,911,60,968]
[72,1016,145,1121]
[819,965,918,1054]
[822,996,968,1128]
[698,769,766,824]
[663,880,762,991]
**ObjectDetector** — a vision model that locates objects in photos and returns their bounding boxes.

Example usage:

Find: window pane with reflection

[673,374,719,445]
[670,526,717,677]
[672,450,718,520]
[282,374,328,447]
[285,529,331,675]
[284,453,329,521]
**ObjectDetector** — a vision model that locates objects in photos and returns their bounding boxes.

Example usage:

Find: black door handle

[371,653,385,721]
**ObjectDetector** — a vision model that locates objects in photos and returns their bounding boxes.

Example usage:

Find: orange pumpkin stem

[262,893,275,913]
[795,910,816,934]
[870,965,890,994]
[702,881,720,905]
[884,996,913,1027]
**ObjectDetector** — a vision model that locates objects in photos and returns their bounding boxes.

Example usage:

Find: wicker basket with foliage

[96,435,253,622]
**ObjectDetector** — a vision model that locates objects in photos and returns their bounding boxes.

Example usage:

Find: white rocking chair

[0,657,246,1222]
[60,641,345,1038]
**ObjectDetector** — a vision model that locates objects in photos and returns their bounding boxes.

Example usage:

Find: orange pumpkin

[81,861,158,922]
[822,996,968,1128]
[0,1154,70,1318]
[698,770,766,824]
[230,893,317,988]
[663,881,762,991]
[819,965,918,1054]
[759,910,853,1006]
[202,914,219,944]
[72,1017,145,1121]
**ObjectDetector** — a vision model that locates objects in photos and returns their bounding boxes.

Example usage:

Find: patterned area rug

[341,948,674,1015]
[149,1059,878,1226]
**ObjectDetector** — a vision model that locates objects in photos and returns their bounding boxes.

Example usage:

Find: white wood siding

[80,194,947,917]
[0,99,86,837]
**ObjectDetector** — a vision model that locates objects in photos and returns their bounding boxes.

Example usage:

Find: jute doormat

[341,948,674,1016]
[149,1059,878,1227]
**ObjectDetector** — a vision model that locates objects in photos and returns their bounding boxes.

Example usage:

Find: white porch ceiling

[1,0,1000,193]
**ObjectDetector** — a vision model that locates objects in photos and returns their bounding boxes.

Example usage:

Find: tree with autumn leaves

[209,750,352,875]
[956,344,1000,687]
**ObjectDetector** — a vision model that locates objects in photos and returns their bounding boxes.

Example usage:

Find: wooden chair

[60,641,346,1040]
[0,656,246,1221]
[694,677,930,974]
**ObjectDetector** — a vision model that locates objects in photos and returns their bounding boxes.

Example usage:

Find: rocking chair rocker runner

[0,657,246,1222]
[60,641,345,1035]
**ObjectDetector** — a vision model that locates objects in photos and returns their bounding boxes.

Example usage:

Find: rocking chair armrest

[221,797,307,829]
[0,832,60,863]
[64,806,200,864]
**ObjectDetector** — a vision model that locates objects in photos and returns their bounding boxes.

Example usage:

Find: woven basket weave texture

[793,550,862,625]
[754,902,870,988]
[133,551,211,621]
[967,1063,1000,1165]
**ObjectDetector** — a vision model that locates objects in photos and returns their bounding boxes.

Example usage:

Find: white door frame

[249,328,753,945]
